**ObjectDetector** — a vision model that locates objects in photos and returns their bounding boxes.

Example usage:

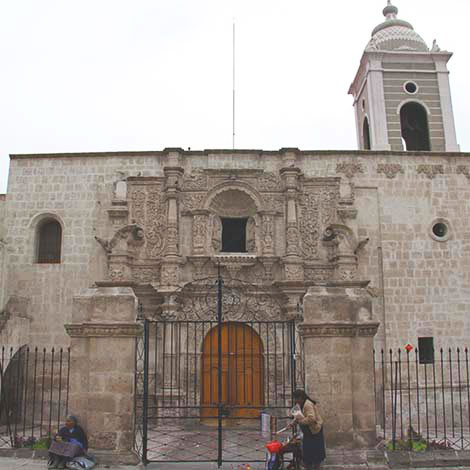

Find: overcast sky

[0,0,469,193]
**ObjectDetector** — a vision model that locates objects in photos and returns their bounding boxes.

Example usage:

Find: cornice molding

[65,322,143,338]
[298,322,379,338]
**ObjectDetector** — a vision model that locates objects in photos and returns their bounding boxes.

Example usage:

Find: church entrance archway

[134,274,305,466]
[201,322,264,422]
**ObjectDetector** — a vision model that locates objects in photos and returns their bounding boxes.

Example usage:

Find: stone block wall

[1,149,470,354]
[0,194,6,310]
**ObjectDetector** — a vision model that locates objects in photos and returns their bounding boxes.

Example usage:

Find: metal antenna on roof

[232,20,236,150]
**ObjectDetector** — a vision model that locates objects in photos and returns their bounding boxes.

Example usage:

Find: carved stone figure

[95,224,145,254]
[246,217,256,252]
[262,215,274,254]
[192,215,207,253]
[211,215,222,252]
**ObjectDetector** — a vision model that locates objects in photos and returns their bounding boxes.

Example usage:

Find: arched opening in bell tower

[400,102,431,151]
[363,117,371,150]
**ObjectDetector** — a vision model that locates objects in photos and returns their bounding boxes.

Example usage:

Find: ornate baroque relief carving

[456,166,470,180]
[336,162,364,179]
[211,216,222,252]
[181,193,205,211]
[298,192,320,259]
[192,215,208,253]
[304,267,334,282]
[182,169,207,191]
[65,323,143,338]
[298,186,338,260]
[263,194,285,213]
[261,215,274,254]
[417,164,444,179]
[286,226,301,256]
[285,264,303,281]
[246,217,256,252]
[377,163,404,179]
[299,323,379,338]
[161,265,179,286]
[129,185,166,258]
[257,172,282,192]
[146,187,166,257]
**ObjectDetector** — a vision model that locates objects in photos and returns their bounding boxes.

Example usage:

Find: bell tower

[349,1,459,152]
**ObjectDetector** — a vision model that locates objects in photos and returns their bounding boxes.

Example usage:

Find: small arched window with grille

[36,219,62,264]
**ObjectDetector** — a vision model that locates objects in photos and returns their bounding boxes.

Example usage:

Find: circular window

[429,219,451,242]
[404,81,418,94]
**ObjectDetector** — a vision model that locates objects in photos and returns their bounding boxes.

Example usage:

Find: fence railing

[374,348,470,450]
[0,345,70,448]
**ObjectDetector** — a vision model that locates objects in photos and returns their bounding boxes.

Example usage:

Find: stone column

[280,163,303,282]
[299,283,379,449]
[65,287,141,464]
[161,165,184,288]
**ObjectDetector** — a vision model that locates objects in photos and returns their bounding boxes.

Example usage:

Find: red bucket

[266,440,283,454]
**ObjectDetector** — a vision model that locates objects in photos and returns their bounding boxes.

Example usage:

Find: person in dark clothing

[48,415,88,469]
[292,389,326,470]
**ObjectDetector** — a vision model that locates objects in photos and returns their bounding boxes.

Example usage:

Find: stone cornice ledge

[298,322,380,338]
[65,322,143,338]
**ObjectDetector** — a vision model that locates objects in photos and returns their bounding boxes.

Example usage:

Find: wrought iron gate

[134,274,304,466]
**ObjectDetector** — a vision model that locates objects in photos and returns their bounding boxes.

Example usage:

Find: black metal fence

[0,345,70,448]
[134,274,305,466]
[136,319,301,465]
[374,348,470,450]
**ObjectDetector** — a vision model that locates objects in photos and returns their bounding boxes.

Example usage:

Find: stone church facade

[0,1,469,456]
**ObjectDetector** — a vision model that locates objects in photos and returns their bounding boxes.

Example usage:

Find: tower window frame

[363,116,371,150]
[399,101,431,151]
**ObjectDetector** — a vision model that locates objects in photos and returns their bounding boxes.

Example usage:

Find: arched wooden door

[201,323,264,422]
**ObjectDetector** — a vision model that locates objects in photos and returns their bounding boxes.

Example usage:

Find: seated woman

[48,415,88,469]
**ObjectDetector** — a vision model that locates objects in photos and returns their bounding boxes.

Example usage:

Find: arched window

[37,219,62,263]
[363,117,371,150]
[400,102,430,151]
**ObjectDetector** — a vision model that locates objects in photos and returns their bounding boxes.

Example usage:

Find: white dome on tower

[366,1,429,52]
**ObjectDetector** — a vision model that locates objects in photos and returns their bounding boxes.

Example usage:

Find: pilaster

[65,287,141,464]
[299,283,379,448]
[280,165,304,282]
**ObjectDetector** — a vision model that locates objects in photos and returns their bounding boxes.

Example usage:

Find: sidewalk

[1,449,470,469]
[0,457,142,470]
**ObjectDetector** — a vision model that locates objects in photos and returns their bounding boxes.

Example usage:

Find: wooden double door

[201,323,264,421]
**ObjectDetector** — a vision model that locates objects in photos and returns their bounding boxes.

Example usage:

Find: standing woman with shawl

[291,389,326,470]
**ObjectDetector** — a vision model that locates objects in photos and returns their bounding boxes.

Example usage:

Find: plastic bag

[265,451,283,470]
[66,455,96,470]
